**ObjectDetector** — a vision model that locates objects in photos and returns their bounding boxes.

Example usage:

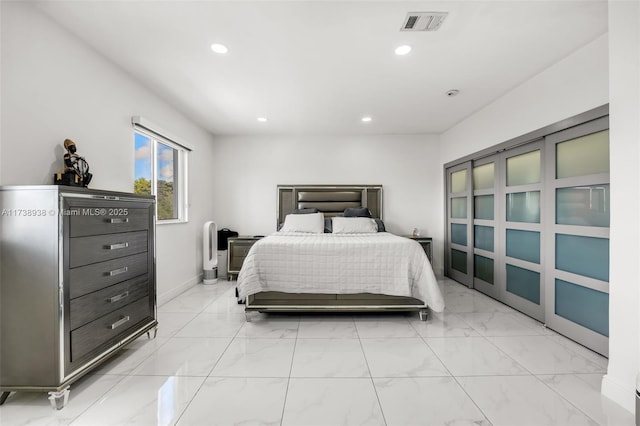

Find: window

[133,117,190,223]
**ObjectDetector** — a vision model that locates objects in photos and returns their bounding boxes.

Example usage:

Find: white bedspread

[237,232,445,312]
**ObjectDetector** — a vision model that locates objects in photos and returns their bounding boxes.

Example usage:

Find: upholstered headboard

[277,185,383,228]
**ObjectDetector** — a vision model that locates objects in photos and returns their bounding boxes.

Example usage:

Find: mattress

[236,232,445,312]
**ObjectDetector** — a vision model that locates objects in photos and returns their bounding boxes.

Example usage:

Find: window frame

[133,120,190,224]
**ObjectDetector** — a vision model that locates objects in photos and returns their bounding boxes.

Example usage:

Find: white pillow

[280,212,324,233]
[331,217,378,234]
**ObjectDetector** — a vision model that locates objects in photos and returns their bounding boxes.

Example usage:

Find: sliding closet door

[472,157,499,299]
[446,162,473,287]
[544,117,610,356]
[501,141,545,322]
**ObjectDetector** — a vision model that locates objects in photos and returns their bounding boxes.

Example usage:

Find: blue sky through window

[134,132,175,182]
[157,142,174,183]
[134,132,151,180]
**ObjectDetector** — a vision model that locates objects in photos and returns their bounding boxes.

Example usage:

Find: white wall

[0,2,216,303]
[210,134,444,275]
[440,34,609,164]
[602,0,640,413]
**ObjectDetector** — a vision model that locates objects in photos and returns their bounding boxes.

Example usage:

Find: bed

[236,185,444,320]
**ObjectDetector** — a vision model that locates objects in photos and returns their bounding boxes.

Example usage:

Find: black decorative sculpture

[54,139,92,187]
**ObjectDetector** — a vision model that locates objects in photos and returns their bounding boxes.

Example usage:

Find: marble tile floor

[0,278,635,426]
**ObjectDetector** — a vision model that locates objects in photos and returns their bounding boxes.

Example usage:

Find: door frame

[445,161,473,287]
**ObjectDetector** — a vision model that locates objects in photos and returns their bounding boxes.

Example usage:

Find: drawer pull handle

[107,291,129,303]
[107,266,128,277]
[106,242,129,250]
[108,218,129,224]
[109,315,130,330]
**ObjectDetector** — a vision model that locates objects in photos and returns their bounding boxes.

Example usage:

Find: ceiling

[35,1,607,136]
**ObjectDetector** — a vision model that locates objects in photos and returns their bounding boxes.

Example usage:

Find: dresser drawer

[69,231,148,268]
[71,296,152,362]
[69,207,150,237]
[228,255,247,271]
[69,252,148,299]
[70,275,149,330]
[230,245,252,257]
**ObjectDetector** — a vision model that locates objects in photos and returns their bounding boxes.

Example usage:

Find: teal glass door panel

[506,229,540,264]
[506,191,541,223]
[451,169,467,193]
[471,156,497,298]
[506,150,541,186]
[547,118,610,357]
[474,225,494,252]
[555,279,609,336]
[506,264,540,305]
[451,223,467,246]
[556,185,610,227]
[446,161,472,287]
[451,249,467,273]
[556,130,610,179]
[556,234,609,282]
[473,163,494,190]
[451,197,467,219]
[474,195,494,220]
[474,254,494,284]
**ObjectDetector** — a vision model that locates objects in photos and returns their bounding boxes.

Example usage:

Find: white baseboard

[602,374,636,414]
[157,273,202,307]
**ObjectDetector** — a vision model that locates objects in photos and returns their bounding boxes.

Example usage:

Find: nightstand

[227,236,262,280]
[403,236,433,263]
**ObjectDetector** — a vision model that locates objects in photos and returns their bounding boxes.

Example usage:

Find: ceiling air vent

[401,12,448,32]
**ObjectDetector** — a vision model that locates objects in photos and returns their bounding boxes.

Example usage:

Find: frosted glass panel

[451,169,467,193]
[474,254,494,284]
[506,229,540,264]
[451,197,467,219]
[474,225,494,252]
[451,224,467,246]
[506,264,540,304]
[473,163,494,190]
[556,279,609,336]
[474,195,494,220]
[556,234,609,282]
[557,130,609,179]
[506,191,540,223]
[506,150,541,186]
[556,185,610,227]
[451,249,467,273]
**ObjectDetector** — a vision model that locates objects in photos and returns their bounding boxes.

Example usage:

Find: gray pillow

[374,219,386,232]
[344,207,371,217]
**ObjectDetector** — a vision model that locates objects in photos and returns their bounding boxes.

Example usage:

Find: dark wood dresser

[0,186,157,409]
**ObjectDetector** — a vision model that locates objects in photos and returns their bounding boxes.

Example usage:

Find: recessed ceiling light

[446,89,460,97]
[210,43,228,54]
[257,117,268,122]
[361,116,372,123]
[394,45,412,56]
